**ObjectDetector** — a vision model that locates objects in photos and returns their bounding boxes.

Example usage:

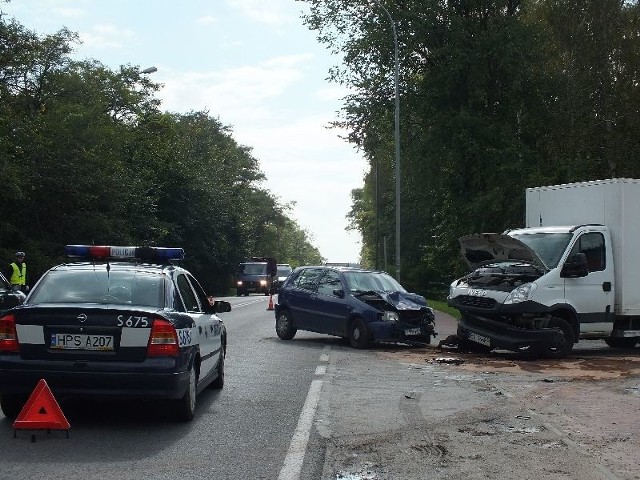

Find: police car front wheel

[210,354,224,389]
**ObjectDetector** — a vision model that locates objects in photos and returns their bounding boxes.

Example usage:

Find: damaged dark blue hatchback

[274,266,435,348]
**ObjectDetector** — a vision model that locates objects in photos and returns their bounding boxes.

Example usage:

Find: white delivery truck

[447,178,640,358]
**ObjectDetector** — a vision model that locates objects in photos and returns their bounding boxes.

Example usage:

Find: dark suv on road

[236,257,277,296]
[274,266,435,348]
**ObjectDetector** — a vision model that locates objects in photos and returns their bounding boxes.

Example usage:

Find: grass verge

[428,299,461,320]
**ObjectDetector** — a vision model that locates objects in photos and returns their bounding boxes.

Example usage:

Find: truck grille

[458,295,496,309]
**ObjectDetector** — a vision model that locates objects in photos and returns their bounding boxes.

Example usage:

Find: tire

[540,317,575,359]
[1,394,27,420]
[605,337,639,349]
[276,308,297,340]
[174,362,197,421]
[210,353,225,389]
[349,317,371,349]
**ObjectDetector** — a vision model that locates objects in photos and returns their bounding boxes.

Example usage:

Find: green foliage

[0,13,323,292]
[301,0,640,294]
[428,299,461,321]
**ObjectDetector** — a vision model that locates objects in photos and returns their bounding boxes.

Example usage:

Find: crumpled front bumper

[457,312,561,352]
[369,320,435,345]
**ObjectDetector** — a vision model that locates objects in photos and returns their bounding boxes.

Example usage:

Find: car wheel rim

[353,326,360,341]
[278,314,288,333]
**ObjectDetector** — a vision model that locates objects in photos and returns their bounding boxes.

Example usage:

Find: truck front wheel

[541,317,574,359]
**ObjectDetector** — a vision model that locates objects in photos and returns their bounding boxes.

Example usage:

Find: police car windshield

[29,270,164,306]
[344,271,405,293]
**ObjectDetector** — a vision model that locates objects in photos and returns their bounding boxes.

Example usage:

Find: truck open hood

[459,233,547,270]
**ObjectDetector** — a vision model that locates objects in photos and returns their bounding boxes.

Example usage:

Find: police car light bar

[65,245,184,261]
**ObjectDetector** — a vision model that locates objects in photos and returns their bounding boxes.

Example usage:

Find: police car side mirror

[210,300,231,313]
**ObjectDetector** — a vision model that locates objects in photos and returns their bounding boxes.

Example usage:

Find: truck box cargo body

[448,178,640,358]
[526,178,640,315]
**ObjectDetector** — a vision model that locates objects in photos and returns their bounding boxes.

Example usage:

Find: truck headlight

[237,281,243,286]
[259,280,267,286]
[504,283,537,304]
[381,311,399,322]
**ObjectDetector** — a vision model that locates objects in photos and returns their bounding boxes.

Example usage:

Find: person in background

[6,251,28,292]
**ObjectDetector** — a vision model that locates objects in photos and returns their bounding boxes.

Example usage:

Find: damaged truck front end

[448,232,575,358]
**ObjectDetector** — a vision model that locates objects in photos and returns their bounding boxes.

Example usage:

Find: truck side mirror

[561,252,589,278]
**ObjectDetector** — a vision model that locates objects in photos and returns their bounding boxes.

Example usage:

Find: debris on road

[432,357,465,365]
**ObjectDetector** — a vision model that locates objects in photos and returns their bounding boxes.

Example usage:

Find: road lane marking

[278,379,323,480]
[279,349,330,480]
[231,298,268,308]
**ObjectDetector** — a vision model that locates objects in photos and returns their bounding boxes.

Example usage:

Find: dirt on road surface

[319,334,640,480]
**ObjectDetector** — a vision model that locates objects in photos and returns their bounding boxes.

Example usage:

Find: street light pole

[370,0,401,282]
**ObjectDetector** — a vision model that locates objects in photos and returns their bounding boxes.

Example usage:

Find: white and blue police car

[0,245,229,421]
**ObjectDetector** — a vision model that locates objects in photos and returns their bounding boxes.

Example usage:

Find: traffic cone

[267,294,274,311]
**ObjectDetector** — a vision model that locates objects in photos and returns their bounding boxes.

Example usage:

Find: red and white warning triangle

[13,378,70,431]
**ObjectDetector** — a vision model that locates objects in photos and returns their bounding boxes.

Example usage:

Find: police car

[0,245,229,421]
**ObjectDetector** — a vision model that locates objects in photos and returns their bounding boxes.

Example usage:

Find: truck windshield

[509,233,573,269]
[239,263,267,275]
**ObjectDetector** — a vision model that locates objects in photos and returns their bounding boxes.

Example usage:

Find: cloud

[225,0,300,26]
[159,54,312,122]
[79,24,136,49]
[53,7,84,18]
[196,15,218,26]
[155,60,364,261]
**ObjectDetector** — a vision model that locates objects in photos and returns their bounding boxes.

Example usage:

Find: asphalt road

[0,295,330,480]
[2,298,638,479]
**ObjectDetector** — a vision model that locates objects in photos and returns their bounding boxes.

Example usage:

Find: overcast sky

[2,0,365,262]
